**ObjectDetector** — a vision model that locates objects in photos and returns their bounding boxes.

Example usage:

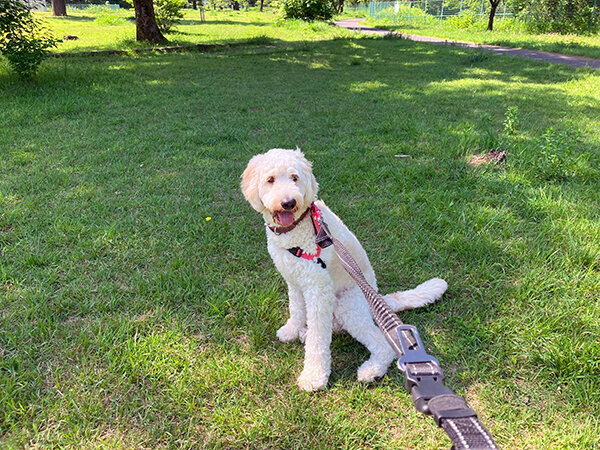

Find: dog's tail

[383,278,448,312]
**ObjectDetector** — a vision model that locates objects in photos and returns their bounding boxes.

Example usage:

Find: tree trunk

[192,0,197,9]
[132,0,165,43]
[338,0,344,13]
[487,0,500,31]
[259,0,263,12]
[51,0,67,16]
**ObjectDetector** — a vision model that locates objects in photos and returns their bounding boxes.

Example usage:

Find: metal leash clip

[396,325,477,424]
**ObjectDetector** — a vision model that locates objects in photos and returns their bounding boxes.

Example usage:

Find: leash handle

[319,220,498,450]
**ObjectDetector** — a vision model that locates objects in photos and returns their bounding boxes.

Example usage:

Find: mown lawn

[1,27,600,448]
[37,7,354,53]
[360,16,600,59]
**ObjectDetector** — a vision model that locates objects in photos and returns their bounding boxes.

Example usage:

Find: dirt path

[334,18,600,70]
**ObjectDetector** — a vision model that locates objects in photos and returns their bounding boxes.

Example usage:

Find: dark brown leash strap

[317,221,498,450]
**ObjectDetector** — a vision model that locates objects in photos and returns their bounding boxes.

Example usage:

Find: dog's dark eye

[291,174,299,182]
[266,176,275,184]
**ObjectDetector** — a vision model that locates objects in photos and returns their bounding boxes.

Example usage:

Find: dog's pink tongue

[277,211,295,226]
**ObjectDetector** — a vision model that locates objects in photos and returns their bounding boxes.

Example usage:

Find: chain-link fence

[360,0,599,32]
[365,0,513,24]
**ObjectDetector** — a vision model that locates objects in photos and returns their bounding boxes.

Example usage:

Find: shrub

[445,11,480,29]
[154,0,188,32]
[0,0,56,79]
[374,4,438,25]
[276,0,336,22]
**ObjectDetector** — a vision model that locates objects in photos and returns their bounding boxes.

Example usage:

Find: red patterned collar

[267,204,312,235]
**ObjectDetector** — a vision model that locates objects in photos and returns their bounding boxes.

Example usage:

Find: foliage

[514,0,599,34]
[154,0,188,32]
[444,11,481,29]
[503,105,519,135]
[534,127,589,180]
[0,0,56,79]
[371,4,438,26]
[276,0,336,22]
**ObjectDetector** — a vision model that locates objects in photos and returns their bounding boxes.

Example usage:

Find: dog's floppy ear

[294,148,319,204]
[241,154,265,212]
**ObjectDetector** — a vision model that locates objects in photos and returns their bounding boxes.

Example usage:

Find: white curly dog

[241,148,448,391]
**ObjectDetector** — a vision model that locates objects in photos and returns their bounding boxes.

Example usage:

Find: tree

[132,0,165,43]
[51,0,67,16]
[487,0,501,30]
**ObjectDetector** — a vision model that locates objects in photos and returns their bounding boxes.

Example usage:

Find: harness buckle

[315,227,333,249]
[314,218,333,248]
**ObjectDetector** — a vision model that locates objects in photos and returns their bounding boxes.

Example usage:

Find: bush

[444,11,480,29]
[0,0,56,79]
[515,0,600,35]
[276,0,336,22]
[368,4,440,27]
[444,12,523,32]
[154,0,188,32]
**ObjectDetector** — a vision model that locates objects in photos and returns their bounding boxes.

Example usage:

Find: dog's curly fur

[241,148,448,391]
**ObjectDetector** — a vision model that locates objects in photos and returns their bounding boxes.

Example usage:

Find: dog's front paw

[357,359,389,383]
[276,321,305,343]
[297,368,329,392]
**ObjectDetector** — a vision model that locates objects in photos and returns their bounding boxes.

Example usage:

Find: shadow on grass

[178,18,272,27]
[47,14,97,22]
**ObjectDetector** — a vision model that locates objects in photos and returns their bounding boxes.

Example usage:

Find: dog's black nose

[281,199,296,210]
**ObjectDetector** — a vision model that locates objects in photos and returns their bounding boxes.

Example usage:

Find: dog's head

[241,148,319,227]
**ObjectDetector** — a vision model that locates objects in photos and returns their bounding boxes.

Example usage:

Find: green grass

[360,16,600,59]
[1,25,600,448]
[37,7,354,53]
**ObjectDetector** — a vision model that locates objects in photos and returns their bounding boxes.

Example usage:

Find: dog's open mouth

[273,211,295,226]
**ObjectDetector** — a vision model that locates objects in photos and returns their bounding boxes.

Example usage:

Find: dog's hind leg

[334,287,396,382]
[384,278,448,312]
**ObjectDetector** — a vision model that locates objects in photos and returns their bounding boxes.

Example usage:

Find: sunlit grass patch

[35,8,356,54]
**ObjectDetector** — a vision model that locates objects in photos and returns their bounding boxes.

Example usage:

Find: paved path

[334,18,600,70]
